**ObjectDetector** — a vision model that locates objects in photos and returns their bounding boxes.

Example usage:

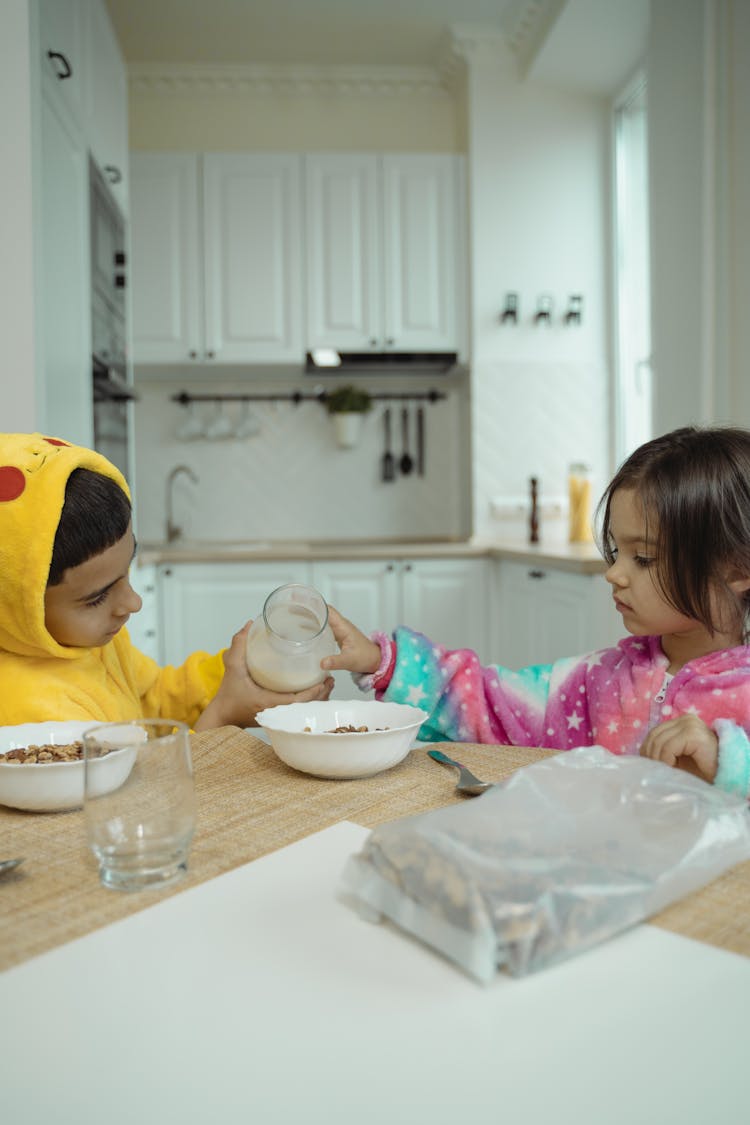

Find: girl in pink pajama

[323,426,750,799]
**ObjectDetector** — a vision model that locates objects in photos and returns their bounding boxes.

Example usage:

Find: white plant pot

[331,412,364,449]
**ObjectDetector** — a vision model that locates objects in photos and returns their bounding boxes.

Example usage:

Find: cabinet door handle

[205,350,215,360]
[104,165,123,185]
[163,568,172,577]
[47,50,72,80]
[403,562,412,573]
[528,569,546,579]
[369,338,378,348]
[386,337,395,347]
[188,351,198,359]
[386,563,395,572]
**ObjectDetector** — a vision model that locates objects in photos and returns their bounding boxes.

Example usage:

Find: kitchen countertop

[137,536,607,574]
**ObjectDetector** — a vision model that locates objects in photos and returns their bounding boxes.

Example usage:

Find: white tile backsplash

[131,377,470,543]
[471,359,610,543]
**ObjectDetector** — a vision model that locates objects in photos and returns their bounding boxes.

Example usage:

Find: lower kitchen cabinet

[151,557,490,695]
[156,561,312,666]
[312,557,490,659]
[128,563,159,662]
[492,559,621,670]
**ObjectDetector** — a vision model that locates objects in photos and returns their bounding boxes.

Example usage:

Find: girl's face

[604,489,709,642]
[44,524,142,648]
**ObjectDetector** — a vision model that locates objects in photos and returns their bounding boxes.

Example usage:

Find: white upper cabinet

[85,0,129,214]
[305,155,381,352]
[130,153,304,365]
[38,0,87,128]
[202,154,304,364]
[130,154,202,364]
[305,153,465,355]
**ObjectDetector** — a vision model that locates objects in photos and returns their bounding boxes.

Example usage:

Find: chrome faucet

[166,464,199,542]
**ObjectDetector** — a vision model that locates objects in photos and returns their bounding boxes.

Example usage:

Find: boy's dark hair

[597,425,750,638]
[48,469,131,587]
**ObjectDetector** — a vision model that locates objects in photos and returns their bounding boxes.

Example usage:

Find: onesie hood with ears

[0,433,130,660]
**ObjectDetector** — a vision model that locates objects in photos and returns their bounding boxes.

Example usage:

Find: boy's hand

[639,714,719,782]
[194,622,335,731]
[321,605,381,676]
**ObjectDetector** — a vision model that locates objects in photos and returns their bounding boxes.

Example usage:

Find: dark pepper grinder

[529,477,540,544]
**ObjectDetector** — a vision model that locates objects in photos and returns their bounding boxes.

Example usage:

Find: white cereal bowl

[0,722,137,813]
[256,700,428,780]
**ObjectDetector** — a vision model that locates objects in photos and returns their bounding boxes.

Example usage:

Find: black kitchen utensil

[382,408,395,482]
[416,406,425,476]
[399,407,414,475]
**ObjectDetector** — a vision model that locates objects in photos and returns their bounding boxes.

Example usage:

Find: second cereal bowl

[256,700,428,779]
[0,721,137,812]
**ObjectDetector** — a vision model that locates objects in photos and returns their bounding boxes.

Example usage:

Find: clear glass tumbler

[245,583,338,692]
[83,719,196,892]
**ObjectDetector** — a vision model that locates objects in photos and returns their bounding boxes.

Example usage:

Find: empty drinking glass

[83,719,196,892]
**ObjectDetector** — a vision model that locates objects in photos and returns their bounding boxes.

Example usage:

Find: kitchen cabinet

[38,0,87,129]
[156,562,312,666]
[31,0,128,446]
[305,153,465,355]
[85,0,129,214]
[130,153,304,365]
[151,557,488,699]
[37,69,93,448]
[492,560,621,670]
[311,557,490,659]
[128,563,159,662]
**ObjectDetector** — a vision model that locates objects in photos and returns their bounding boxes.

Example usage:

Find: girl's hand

[639,714,719,782]
[320,605,381,676]
[194,622,335,731]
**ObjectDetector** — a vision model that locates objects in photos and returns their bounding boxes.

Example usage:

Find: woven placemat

[1,729,748,971]
[0,730,531,971]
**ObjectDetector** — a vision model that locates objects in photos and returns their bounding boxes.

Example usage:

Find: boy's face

[44,524,142,648]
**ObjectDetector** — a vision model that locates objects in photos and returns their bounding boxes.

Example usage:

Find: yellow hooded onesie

[0,433,224,726]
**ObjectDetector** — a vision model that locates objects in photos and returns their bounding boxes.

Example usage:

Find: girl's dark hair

[48,469,131,586]
[597,426,750,637]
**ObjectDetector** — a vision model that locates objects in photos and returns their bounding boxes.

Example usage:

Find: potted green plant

[324,384,373,448]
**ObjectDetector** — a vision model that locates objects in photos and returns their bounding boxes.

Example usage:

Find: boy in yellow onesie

[0,433,333,728]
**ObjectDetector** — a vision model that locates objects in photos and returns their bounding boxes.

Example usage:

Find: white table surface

[1,821,747,1125]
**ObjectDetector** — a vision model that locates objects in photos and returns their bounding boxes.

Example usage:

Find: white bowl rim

[0,721,95,767]
[256,700,428,736]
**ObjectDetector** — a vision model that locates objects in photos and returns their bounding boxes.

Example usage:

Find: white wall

[464,44,611,540]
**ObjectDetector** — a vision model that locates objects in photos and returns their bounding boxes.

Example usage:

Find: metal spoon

[427,749,494,796]
[0,858,25,877]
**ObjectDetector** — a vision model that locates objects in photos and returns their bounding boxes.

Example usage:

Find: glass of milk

[245,584,338,692]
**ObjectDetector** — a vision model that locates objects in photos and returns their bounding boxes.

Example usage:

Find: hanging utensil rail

[171,389,447,407]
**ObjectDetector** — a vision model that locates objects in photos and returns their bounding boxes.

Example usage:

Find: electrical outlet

[490,496,566,520]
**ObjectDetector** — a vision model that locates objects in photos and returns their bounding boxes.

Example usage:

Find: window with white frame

[613,74,652,463]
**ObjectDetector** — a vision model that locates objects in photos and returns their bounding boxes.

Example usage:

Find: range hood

[305,350,459,376]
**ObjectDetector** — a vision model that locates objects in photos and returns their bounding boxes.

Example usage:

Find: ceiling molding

[504,0,568,76]
[128,62,454,100]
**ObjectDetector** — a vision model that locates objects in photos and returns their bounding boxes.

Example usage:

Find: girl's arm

[713,720,750,799]
[323,608,558,747]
